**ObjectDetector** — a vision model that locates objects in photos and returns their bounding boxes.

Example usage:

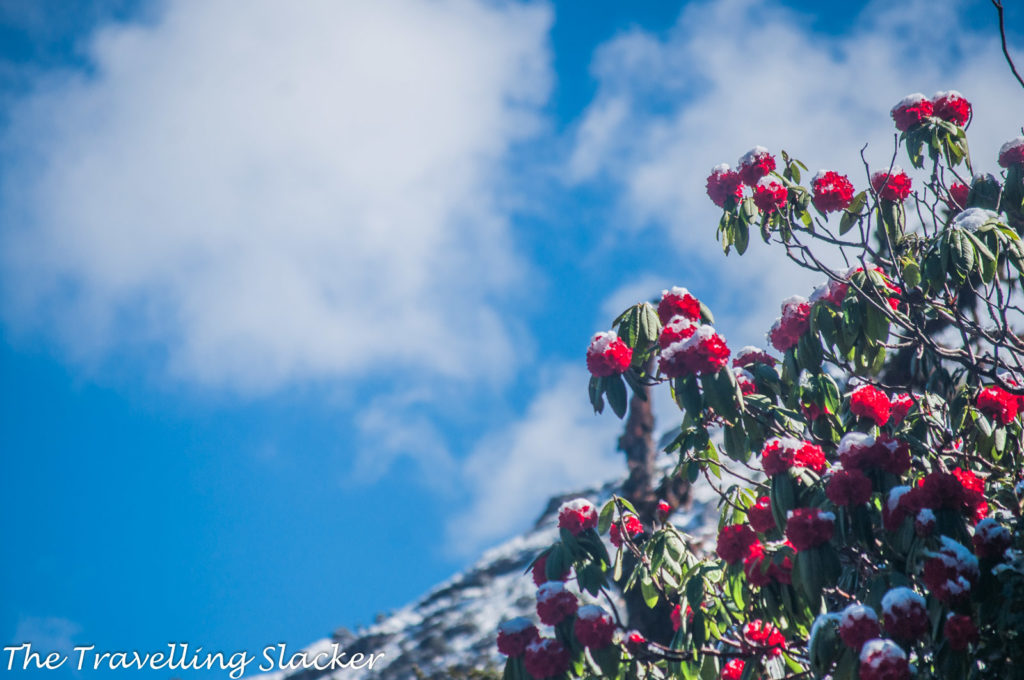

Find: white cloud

[445,366,623,555]
[569,0,1024,347]
[1,0,551,392]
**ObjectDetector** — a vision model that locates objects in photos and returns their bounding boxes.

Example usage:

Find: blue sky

[1,0,1021,678]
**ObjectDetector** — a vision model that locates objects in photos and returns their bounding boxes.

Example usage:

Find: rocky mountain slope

[252,475,722,680]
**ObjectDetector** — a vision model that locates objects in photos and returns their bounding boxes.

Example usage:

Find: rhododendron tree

[498,86,1024,680]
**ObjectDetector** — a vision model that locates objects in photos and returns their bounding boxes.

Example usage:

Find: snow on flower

[931,90,971,127]
[706,164,744,208]
[658,314,696,349]
[536,582,578,625]
[733,346,776,368]
[922,536,979,604]
[523,638,571,679]
[497,618,540,657]
[753,176,787,214]
[657,287,702,324]
[998,136,1024,167]
[890,93,933,131]
[586,331,633,377]
[973,518,1011,560]
[881,587,928,641]
[659,325,730,377]
[748,496,775,533]
[954,207,1000,233]
[761,437,827,476]
[838,604,880,651]
[557,498,598,535]
[737,146,776,186]
[574,605,616,649]
[859,639,910,680]
[768,295,811,352]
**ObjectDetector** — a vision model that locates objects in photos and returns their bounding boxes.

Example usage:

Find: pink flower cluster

[737,147,776,187]
[859,639,910,680]
[705,164,744,208]
[838,604,880,650]
[754,177,787,214]
[657,287,702,324]
[921,536,979,605]
[536,582,578,625]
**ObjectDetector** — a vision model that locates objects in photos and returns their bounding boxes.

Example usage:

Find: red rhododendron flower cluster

[809,276,849,308]
[998,136,1024,168]
[659,325,730,377]
[658,286,702,324]
[573,605,616,649]
[748,496,775,533]
[761,437,827,476]
[523,638,571,679]
[949,182,970,209]
[881,587,928,641]
[720,658,745,680]
[706,164,744,208]
[944,614,978,651]
[743,541,792,587]
[859,639,910,680]
[826,467,873,506]
[839,604,881,651]
[531,553,570,586]
[977,386,1020,425]
[737,146,776,186]
[753,177,787,214]
[609,514,644,548]
[497,618,540,657]
[536,582,578,625]
[889,392,914,425]
[785,508,835,551]
[921,536,979,605]
[914,508,936,537]
[657,500,671,520]
[890,93,933,131]
[973,517,1012,560]
[670,603,693,632]
[717,523,757,564]
[557,498,598,535]
[768,296,811,352]
[735,368,757,396]
[586,331,633,377]
[811,170,855,213]
[871,168,913,202]
[890,469,987,525]
[742,620,786,657]
[850,384,892,426]
[624,631,646,653]
[658,314,696,349]
[931,90,971,127]
[838,433,911,475]
[733,346,776,368]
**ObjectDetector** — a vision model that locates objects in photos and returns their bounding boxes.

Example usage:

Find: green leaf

[839,191,866,234]
[598,499,617,534]
[605,373,628,419]
[588,376,605,414]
